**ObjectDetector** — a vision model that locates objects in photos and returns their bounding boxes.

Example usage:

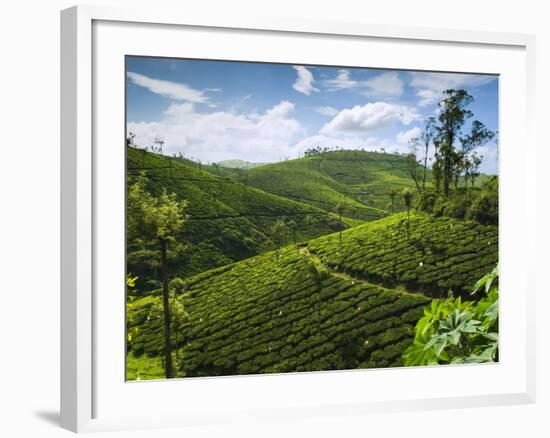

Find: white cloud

[295,134,391,154]
[322,70,403,98]
[128,101,305,163]
[315,106,339,117]
[292,66,319,95]
[409,72,496,107]
[320,102,420,135]
[396,126,422,146]
[473,145,499,175]
[127,72,209,103]
[363,72,404,98]
[323,69,358,91]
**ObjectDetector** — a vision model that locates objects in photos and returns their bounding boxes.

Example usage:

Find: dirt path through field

[298,246,421,297]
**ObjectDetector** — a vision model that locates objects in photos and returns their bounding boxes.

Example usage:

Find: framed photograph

[61,5,536,433]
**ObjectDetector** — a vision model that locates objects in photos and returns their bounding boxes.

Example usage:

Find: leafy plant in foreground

[403,265,498,366]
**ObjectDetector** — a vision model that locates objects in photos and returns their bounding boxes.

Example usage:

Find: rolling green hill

[308,212,498,296]
[127,147,346,285]
[127,212,497,379]
[242,150,428,221]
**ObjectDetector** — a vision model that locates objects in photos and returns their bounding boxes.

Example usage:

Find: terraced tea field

[308,212,498,296]
[127,213,496,379]
[127,146,346,283]
[245,150,426,218]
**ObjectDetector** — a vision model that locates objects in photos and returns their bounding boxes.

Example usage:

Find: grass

[126,351,165,381]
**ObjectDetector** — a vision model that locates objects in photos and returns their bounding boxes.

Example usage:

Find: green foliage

[126,273,140,343]
[403,265,498,366]
[270,218,289,249]
[127,174,188,243]
[402,189,413,211]
[429,89,496,196]
[415,177,498,225]
[126,352,165,381]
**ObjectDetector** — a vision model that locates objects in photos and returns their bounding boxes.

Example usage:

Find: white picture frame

[60,4,536,433]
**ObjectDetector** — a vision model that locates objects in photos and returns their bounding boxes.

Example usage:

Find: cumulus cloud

[473,144,499,175]
[409,72,496,107]
[127,101,305,163]
[292,66,319,95]
[315,106,339,117]
[363,71,404,98]
[127,72,210,103]
[396,126,422,146]
[323,69,358,91]
[320,102,420,136]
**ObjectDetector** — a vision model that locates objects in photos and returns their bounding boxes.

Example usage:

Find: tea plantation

[244,150,426,218]
[126,212,496,379]
[308,212,498,296]
[127,146,347,284]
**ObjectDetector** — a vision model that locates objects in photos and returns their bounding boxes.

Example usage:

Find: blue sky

[126,56,499,174]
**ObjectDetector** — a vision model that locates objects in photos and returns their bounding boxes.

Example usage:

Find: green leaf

[404,339,439,366]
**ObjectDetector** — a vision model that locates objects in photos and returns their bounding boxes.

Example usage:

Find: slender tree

[406,138,422,193]
[335,203,345,244]
[435,89,473,197]
[420,117,436,190]
[402,188,413,240]
[270,218,288,259]
[388,189,397,214]
[469,152,483,187]
[433,89,495,197]
[127,175,187,378]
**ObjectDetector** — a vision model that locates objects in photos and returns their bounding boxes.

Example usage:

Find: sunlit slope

[308,212,498,296]
[245,150,428,220]
[127,146,345,281]
[126,212,497,379]
[127,245,429,378]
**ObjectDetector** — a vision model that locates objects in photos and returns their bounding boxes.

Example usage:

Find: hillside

[308,212,498,296]
[127,147,346,284]
[243,150,428,221]
[127,212,497,379]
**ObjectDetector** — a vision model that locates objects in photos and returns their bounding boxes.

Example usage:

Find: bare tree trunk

[160,238,173,378]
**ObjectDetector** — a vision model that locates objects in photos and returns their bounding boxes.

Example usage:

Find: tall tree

[127,175,188,378]
[434,89,495,197]
[402,189,413,240]
[468,152,483,187]
[435,89,473,197]
[406,138,422,193]
[420,117,436,190]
